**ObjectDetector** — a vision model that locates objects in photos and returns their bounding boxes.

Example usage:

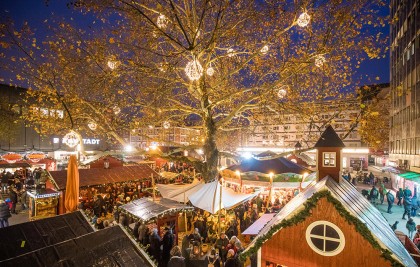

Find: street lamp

[267,172,274,209]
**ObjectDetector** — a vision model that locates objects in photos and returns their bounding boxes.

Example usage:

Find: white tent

[188,180,258,214]
[157,179,204,203]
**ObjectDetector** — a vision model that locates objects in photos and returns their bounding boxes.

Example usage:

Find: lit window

[306,221,345,256]
[323,152,336,167]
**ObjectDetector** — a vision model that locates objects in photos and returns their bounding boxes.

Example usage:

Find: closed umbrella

[65,155,79,212]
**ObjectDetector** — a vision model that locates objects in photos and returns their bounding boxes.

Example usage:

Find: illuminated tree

[0,0,387,181]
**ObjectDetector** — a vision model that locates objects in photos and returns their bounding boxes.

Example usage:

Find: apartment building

[389,0,420,170]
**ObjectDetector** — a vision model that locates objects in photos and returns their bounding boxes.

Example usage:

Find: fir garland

[238,190,405,267]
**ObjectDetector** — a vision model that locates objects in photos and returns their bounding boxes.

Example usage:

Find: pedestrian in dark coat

[9,188,18,214]
[168,246,185,267]
[0,200,11,228]
[149,228,162,263]
[215,232,229,262]
[397,188,404,206]
[224,249,236,267]
[406,218,417,239]
[386,191,395,214]
[162,227,175,267]
[403,196,413,220]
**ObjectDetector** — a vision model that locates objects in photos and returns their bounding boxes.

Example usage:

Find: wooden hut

[239,126,417,267]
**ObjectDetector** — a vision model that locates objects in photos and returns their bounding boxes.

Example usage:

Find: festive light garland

[238,190,403,267]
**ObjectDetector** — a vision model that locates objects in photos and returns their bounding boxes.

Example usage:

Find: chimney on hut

[314,125,345,183]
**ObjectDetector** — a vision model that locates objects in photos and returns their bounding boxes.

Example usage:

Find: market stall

[27,188,61,220]
[119,197,194,244]
[221,156,316,206]
[157,179,204,203]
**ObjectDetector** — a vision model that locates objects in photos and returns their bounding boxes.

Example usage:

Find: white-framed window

[305,220,345,256]
[323,152,336,167]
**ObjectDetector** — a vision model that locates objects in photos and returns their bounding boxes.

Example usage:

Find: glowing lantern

[113,106,121,115]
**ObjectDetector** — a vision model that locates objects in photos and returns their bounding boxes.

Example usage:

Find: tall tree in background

[0,0,387,181]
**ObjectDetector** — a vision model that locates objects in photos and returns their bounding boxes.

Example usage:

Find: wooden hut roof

[49,164,158,190]
[119,197,194,222]
[314,125,345,148]
[0,211,93,261]
[241,177,417,267]
[0,226,154,267]
[227,156,312,175]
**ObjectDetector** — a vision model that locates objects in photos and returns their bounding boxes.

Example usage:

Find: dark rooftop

[314,125,345,148]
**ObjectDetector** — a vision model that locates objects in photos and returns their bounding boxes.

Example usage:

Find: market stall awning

[227,156,312,175]
[49,164,158,190]
[242,213,276,235]
[26,188,61,199]
[399,172,420,183]
[157,179,204,203]
[188,180,258,214]
[119,197,194,222]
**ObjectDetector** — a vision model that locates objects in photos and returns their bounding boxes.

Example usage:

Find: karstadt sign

[53,137,101,145]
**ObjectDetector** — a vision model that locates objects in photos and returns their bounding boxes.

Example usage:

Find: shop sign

[53,137,101,145]
[1,152,23,163]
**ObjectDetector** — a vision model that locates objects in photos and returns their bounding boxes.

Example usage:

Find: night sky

[0,0,390,87]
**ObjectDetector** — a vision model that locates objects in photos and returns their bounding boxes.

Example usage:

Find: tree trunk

[203,113,219,182]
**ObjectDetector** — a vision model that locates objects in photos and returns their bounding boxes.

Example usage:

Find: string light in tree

[157,14,169,29]
[185,59,203,81]
[88,121,97,130]
[163,121,170,129]
[206,67,215,76]
[297,12,311,27]
[113,106,121,115]
[314,55,326,67]
[260,45,269,55]
[227,48,235,57]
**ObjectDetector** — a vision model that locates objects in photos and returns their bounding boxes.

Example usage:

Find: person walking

[9,187,18,214]
[403,196,413,220]
[0,199,11,228]
[406,218,417,239]
[386,191,395,214]
[215,232,229,263]
[368,172,375,185]
[369,185,379,205]
[397,188,404,206]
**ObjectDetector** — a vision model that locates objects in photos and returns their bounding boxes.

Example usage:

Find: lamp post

[218,177,223,236]
[266,172,274,209]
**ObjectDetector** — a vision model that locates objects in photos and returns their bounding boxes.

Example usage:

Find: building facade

[389,0,420,170]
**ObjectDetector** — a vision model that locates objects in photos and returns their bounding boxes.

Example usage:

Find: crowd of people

[0,168,44,228]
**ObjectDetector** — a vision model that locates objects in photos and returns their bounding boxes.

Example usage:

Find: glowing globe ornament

[63,131,79,148]
[297,12,311,27]
[163,121,170,129]
[88,121,97,130]
[227,48,235,57]
[113,106,121,115]
[206,67,215,76]
[260,45,269,55]
[107,60,118,70]
[314,55,326,67]
[185,59,203,81]
[157,14,169,29]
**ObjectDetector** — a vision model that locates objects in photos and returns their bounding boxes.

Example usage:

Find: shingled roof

[241,177,417,267]
[0,226,154,267]
[0,211,93,261]
[49,164,159,190]
[314,125,345,148]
